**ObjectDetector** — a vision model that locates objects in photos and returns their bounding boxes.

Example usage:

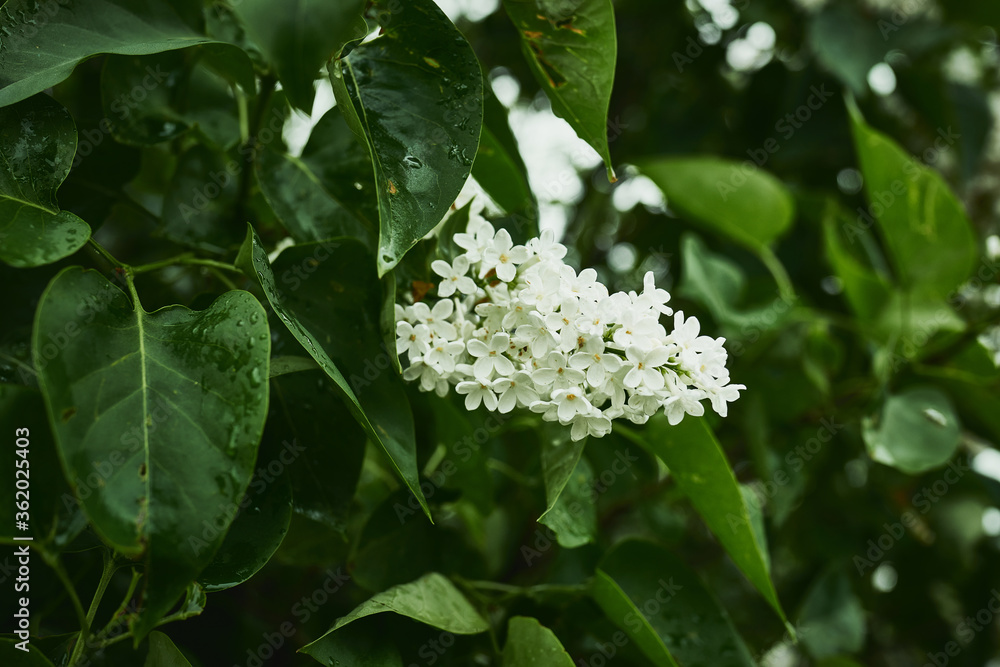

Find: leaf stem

[87,239,124,269]
[757,246,795,303]
[130,254,243,276]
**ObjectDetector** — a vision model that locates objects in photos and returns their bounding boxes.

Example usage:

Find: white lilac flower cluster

[395,211,745,440]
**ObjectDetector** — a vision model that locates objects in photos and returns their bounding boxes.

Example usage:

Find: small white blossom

[395,199,744,441]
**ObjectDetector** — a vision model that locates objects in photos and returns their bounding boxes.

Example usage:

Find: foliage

[1,0,1000,665]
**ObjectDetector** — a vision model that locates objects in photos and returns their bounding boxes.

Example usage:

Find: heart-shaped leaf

[0,94,90,267]
[329,0,483,276]
[33,267,270,640]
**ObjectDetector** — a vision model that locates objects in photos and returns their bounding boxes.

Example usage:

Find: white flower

[396,321,431,357]
[468,332,515,379]
[491,371,539,413]
[481,229,530,282]
[456,380,498,411]
[551,386,593,423]
[396,198,743,440]
[432,256,478,297]
[623,345,674,391]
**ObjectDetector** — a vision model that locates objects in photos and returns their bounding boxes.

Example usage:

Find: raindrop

[402,155,423,168]
[250,367,262,387]
[353,181,363,190]
[249,312,260,324]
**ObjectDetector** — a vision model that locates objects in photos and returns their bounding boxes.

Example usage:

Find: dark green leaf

[641,417,789,625]
[538,454,597,548]
[0,0,224,107]
[198,441,292,591]
[100,52,192,146]
[0,93,75,213]
[33,268,270,639]
[821,202,892,323]
[237,227,430,519]
[862,386,961,474]
[503,0,617,179]
[807,5,885,95]
[329,0,483,276]
[161,145,243,253]
[848,101,978,299]
[0,94,90,267]
[638,156,795,252]
[502,616,574,667]
[268,355,320,378]
[473,88,536,217]
[144,631,192,667]
[592,540,755,667]
[232,0,366,112]
[538,426,586,523]
[798,570,866,660]
[256,109,375,247]
[301,572,488,659]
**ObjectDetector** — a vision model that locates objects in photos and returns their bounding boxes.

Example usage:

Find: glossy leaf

[198,444,292,591]
[642,416,788,625]
[862,386,961,474]
[232,0,365,112]
[848,101,978,299]
[161,145,242,253]
[0,0,226,107]
[638,156,795,252]
[502,616,574,667]
[33,268,270,639]
[237,228,430,519]
[473,88,536,217]
[592,540,755,667]
[301,572,489,659]
[538,454,597,548]
[144,632,193,667]
[0,94,90,267]
[100,52,191,146]
[329,0,483,276]
[503,0,617,179]
[256,108,374,247]
[538,427,586,523]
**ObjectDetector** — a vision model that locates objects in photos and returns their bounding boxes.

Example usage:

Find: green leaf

[591,539,756,667]
[301,572,489,659]
[232,0,366,112]
[198,443,292,591]
[798,570,866,660]
[862,386,961,474]
[538,426,586,523]
[848,101,978,300]
[502,616,574,667]
[269,370,366,535]
[503,0,617,180]
[538,454,597,548]
[473,88,536,217]
[268,355,320,378]
[329,0,483,276]
[638,156,795,252]
[256,108,375,247]
[237,227,430,520]
[0,0,228,108]
[0,94,90,267]
[33,268,270,639]
[161,145,243,253]
[641,416,788,625]
[0,93,74,213]
[144,631,192,667]
[0,637,54,666]
[821,202,892,323]
[807,5,885,95]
